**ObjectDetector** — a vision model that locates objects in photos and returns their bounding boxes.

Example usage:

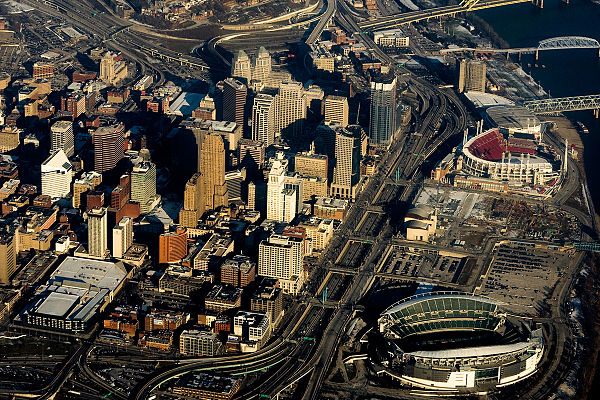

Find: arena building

[461,128,559,186]
[375,292,544,393]
[15,257,130,335]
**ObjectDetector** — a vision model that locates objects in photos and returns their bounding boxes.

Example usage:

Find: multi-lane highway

[359,0,532,32]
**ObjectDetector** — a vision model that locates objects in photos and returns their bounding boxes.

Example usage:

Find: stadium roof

[382,292,500,317]
[407,341,537,360]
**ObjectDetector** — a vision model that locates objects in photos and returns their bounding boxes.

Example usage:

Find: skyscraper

[247,181,256,211]
[199,133,228,211]
[179,173,203,228]
[324,95,349,127]
[99,51,127,86]
[294,151,328,180]
[331,125,362,200]
[131,161,160,214]
[253,46,272,82]
[221,78,247,129]
[275,81,307,138]
[50,120,74,157]
[159,226,187,264]
[457,59,486,93]
[88,207,108,258]
[258,234,304,294]
[41,150,73,200]
[113,216,133,259]
[266,153,302,223]
[369,77,397,146]
[231,50,252,84]
[251,94,276,146]
[238,139,265,173]
[92,123,125,173]
[267,155,288,222]
[0,231,16,285]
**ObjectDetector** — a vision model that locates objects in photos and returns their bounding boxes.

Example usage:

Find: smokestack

[563,139,568,173]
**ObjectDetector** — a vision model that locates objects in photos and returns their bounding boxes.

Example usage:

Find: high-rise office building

[253,46,272,83]
[324,95,349,127]
[99,52,127,86]
[266,153,303,223]
[92,123,125,173]
[50,120,74,157]
[238,139,265,172]
[88,207,108,258]
[159,226,187,264]
[275,81,307,138]
[0,231,16,285]
[247,182,256,211]
[331,125,362,200]
[457,59,486,93]
[179,173,203,228]
[258,234,304,295]
[41,150,73,200]
[131,161,160,214]
[225,169,245,201]
[199,133,228,211]
[221,78,247,128]
[266,156,292,222]
[294,151,328,180]
[251,94,276,147]
[369,77,397,146]
[231,50,252,84]
[113,216,133,259]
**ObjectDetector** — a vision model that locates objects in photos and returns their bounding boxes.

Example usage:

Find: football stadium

[375,292,544,393]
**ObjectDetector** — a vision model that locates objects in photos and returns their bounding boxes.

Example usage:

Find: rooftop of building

[486,105,541,130]
[315,197,349,208]
[18,257,128,327]
[234,310,269,327]
[169,92,206,117]
[181,329,219,340]
[464,92,515,110]
[206,284,243,302]
[221,255,256,273]
[42,149,72,171]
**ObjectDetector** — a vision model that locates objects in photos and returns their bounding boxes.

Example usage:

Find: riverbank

[473,3,600,399]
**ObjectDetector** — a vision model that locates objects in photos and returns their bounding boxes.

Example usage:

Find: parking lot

[476,241,576,316]
[377,244,469,285]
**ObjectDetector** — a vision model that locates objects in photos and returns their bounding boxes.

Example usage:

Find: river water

[476,0,600,212]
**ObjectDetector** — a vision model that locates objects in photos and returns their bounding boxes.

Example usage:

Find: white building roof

[35,292,79,317]
[169,92,206,117]
[48,256,127,292]
[464,92,515,109]
[41,149,72,172]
